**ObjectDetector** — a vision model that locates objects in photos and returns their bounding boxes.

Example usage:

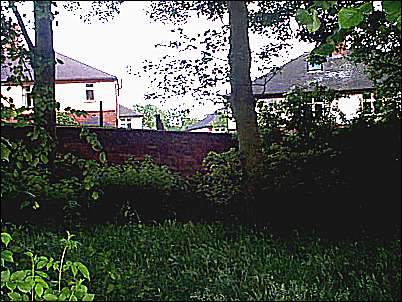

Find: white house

[118,104,143,129]
[187,50,376,133]
[1,52,142,128]
[252,50,375,123]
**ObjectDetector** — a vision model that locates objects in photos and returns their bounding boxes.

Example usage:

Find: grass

[7,222,401,301]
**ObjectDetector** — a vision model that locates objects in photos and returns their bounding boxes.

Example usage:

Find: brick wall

[2,126,237,175]
[71,110,117,128]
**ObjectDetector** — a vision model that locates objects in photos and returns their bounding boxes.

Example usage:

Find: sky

[14,1,314,118]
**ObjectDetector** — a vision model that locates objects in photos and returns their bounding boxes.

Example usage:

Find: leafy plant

[1,231,94,301]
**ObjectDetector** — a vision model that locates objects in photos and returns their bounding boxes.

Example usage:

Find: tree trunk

[228,1,264,226]
[228,1,263,179]
[33,1,57,165]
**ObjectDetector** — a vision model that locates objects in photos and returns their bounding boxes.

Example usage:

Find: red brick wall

[2,126,237,176]
[71,110,117,128]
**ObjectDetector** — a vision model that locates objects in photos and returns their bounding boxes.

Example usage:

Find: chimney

[155,114,165,130]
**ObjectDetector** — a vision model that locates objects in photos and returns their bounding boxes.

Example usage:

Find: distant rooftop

[1,52,117,83]
[118,104,143,118]
[252,52,374,97]
[186,113,216,131]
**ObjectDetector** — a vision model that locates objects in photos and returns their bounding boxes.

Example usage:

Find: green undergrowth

[5,222,401,301]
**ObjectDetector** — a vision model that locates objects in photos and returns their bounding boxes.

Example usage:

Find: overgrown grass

[7,222,401,301]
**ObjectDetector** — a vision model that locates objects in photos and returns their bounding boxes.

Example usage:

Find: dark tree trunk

[33,1,57,165]
[228,1,264,226]
[228,1,263,180]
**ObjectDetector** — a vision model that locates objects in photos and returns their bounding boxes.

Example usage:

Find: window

[85,84,94,100]
[126,118,131,122]
[314,102,323,118]
[307,62,323,72]
[127,123,131,129]
[23,86,33,108]
[86,89,94,100]
[361,93,380,114]
[120,118,126,122]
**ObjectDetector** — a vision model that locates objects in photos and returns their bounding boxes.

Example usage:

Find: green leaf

[358,2,373,15]
[8,292,21,301]
[75,262,90,280]
[313,1,336,10]
[1,250,14,263]
[40,154,49,164]
[1,143,11,161]
[10,270,27,281]
[307,9,321,32]
[99,151,107,163]
[314,42,336,56]
[1,232,12,247]
[338,7,364,29]
[35,283,44,297]
[82,294,95,301]
[35,271,49,279]
[1,269,10,283]
[43,293,58,301]
[71,263,78,277]
[296,9,312,25]
[59,287,71,301]
[17,280,35,293]
[91,191,99,200]
[383,1,401,23]
[6,281,17,291]
[36,260,48,270]
[24,252,33,258]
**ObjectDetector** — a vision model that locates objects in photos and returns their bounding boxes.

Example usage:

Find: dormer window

[307,62,323,72]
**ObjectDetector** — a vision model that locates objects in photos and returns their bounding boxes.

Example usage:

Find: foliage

[295,1,401,119]
[56,112,79,126]
[133,104,198,131]
[1,230,94,301]
[5,223,401,301]
[192,149,242,206]
[1,152,194,226]
[257,84,342,150]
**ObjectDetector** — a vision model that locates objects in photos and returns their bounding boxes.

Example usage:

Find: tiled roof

[252,53,374,97]
[186,113,216,131]
[118,105,143,118]
[1,52,117,82]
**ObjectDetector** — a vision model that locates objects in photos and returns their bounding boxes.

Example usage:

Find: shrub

[1,230,94,301]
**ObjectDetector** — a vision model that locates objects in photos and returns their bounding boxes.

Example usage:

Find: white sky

[15,1,314,118]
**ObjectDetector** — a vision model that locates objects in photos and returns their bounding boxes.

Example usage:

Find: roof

[186,113,217,131]
[252,52,374,97]
[1,52,117,83]
[118,105,143,118]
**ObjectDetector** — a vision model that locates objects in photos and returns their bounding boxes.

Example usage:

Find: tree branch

[9,1,35,55]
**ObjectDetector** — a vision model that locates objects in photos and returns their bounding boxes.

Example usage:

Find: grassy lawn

[8,222,401,301]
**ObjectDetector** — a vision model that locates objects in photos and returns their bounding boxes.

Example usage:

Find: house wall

[2,126,237,176]
[0,85,25,107]
[1,81,117,112]
[260,93,366,123]
[56,81,117,112]
[118,116,143,129]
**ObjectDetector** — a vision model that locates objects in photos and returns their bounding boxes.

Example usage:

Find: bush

[191,119,401,238]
